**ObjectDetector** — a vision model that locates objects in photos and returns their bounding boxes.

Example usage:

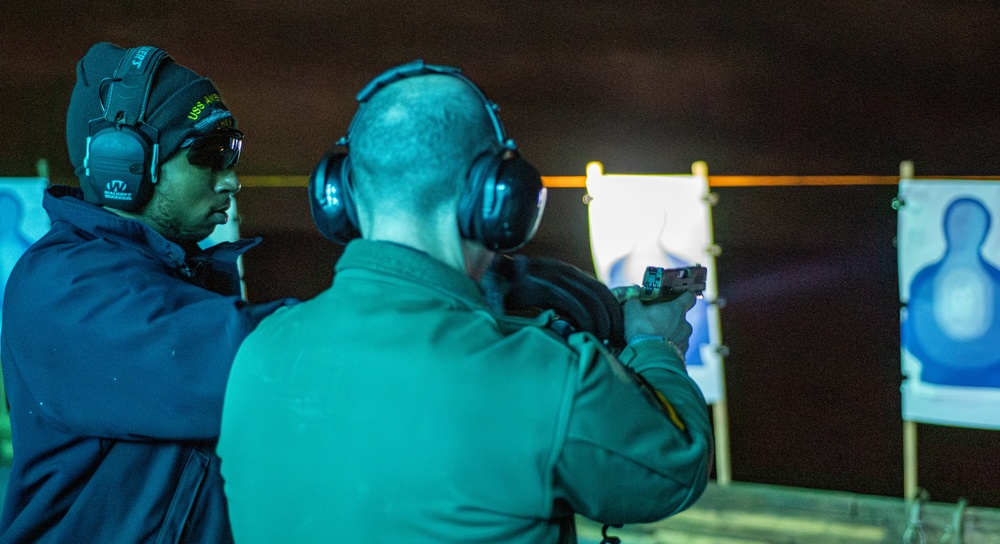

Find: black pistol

[611,265,707,303]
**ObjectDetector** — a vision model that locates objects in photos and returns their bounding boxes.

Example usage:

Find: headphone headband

[103,46,171,127]
[338,59,513,151]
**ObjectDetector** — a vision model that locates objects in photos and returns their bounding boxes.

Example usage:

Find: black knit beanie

[66,42,237,203]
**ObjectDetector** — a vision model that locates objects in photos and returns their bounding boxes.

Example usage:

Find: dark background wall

[3,1,1000,179]
[3,0,1000,508]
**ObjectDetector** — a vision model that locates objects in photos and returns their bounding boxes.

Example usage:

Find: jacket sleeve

[552,334,713,525]
[2,238,293,441]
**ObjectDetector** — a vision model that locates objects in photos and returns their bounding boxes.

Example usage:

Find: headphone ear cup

[459,152,547,253]
[309,152,362,244]
[456,152,496,244]
[85,127,153,212]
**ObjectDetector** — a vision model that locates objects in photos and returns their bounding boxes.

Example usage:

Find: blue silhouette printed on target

[903,196,1000,388]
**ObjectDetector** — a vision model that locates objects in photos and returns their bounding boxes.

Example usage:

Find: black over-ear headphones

[83,46,170,211]
[309,59,547,252]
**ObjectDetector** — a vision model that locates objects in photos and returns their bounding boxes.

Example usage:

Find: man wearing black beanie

[0,42,295,542]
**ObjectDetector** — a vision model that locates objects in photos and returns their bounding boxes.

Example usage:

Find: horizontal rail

[239,174,1000,188]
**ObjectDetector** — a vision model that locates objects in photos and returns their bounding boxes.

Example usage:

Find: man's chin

[170,227,216,245]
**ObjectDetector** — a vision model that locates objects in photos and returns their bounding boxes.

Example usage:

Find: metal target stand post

[693,160,733,486]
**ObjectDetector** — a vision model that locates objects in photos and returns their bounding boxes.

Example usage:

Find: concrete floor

[1,471,997,543]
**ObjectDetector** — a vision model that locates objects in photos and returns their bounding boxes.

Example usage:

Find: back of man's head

[348,75,495,221]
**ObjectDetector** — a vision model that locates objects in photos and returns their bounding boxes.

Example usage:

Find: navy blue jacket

[0,186,292,543]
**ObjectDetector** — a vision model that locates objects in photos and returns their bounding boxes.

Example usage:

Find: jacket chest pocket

[157,447,210,544]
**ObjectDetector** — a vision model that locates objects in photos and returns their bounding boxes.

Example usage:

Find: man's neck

[103,205,197,252]
[365,212,469,276]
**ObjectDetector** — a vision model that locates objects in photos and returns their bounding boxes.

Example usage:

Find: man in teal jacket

[218,61,712,543]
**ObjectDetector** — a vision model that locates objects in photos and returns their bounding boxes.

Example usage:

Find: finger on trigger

[679,290,697,311]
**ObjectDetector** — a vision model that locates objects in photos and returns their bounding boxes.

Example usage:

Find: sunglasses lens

[186,130,243,171]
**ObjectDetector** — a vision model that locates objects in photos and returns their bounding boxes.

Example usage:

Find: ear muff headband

[83,46,170,211]
[340,60,513,151]
[309,59,546,252]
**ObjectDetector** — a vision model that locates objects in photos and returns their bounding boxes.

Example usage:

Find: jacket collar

[335,239,487,307]
[43,185,258,272]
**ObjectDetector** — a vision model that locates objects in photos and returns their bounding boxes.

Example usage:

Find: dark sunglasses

[182,129,243,171]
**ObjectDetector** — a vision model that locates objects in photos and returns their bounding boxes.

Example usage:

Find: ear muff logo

[130,46,150,69]
[104,180,132,201]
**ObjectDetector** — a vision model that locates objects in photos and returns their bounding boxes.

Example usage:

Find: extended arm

[552,291,712,524]
[2,239,289,440]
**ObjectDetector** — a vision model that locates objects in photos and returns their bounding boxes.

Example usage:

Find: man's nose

[214,170,241,196]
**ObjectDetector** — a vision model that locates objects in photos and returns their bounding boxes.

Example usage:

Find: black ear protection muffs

[309,59,547,252]
[82,46,170,212]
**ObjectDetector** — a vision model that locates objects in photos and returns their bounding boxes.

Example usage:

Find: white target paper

[897,178,1000,429]
[586,169,724,403]
[0,178,50,332]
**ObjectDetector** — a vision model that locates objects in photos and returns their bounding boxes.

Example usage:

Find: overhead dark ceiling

[3,0,999,180]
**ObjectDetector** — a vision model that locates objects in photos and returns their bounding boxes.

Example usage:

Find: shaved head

[349,75,496,223]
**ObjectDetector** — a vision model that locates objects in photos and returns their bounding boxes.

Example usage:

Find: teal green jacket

[219,240,712,543]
